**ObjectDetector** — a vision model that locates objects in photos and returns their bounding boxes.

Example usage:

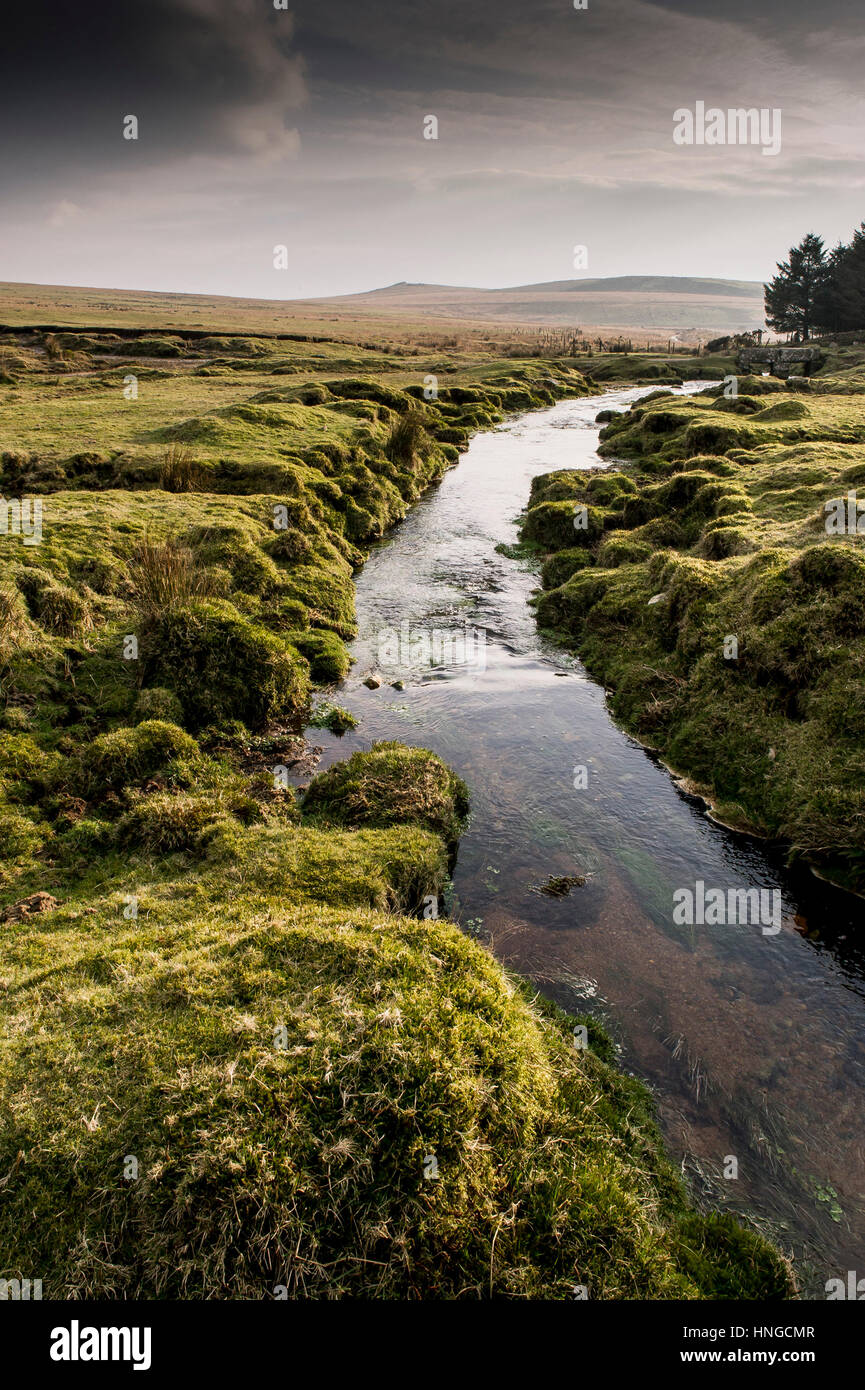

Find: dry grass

[128,535,218,619]
[160,444,203,493]
[0,583,29,661]
[384,412,431,465]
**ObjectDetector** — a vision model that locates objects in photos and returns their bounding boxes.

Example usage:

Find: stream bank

[311,383,865,1296]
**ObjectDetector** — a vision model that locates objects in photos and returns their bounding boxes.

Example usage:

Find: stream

[308,382,865,1295]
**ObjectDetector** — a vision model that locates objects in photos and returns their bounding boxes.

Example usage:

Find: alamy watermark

[50,1322,151,1370]
[826,1271,865,1300]
[377,621,486,673]
[673,880,782,935]
[825,490,865,535]
[673,102,782,157]
[0,496,42,546]
[0,1277,42,1299]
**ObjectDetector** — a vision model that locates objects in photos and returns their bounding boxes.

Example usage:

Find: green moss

[697,522,755,560]
[523,499,606,549]
[671,1213,792,1301]
[118,335,186,358]
[0,705,31,733]
[0,863,792,1298]
[76,720,201,796]
[597,536,653,567]
[287,628,351,684]
[263,597,310,633]
[185,525,284,597]
[117,789,257,852]
[308,703,358,734]
[281,564,356,638]
[142,599,310,732]
[132,687,185,725]
[303,742,470,846]
[541,547,595,588]
[528,470,586,506]
[269,528,312,564]
[0,806,51,861]
[15,567,93,636]
[754,399,810,422]
[521,380,865,887]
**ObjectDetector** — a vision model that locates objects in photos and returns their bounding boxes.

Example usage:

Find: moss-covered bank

[520,357,865,893]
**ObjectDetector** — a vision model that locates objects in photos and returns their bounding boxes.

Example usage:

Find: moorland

[0,308,793,1298]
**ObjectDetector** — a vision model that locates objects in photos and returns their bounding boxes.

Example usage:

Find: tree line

[764,224,865,341]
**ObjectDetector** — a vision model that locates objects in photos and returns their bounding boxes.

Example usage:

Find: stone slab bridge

[736,345,824,378]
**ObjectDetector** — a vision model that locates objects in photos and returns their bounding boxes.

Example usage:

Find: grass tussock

[0,583,30,660]
[159,443,203,493]
[303,742,470,846]
[128,536,220,619]
[384,410,432,465]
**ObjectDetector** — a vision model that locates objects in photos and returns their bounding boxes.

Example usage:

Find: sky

[1,0,863,299]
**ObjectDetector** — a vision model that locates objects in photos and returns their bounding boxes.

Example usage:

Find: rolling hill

[323,276,765,333]
[0,274,766,344]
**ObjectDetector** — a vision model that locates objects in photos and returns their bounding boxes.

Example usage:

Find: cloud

[0,0,306,176]
[0,0,861,296]
[47,200,84,228]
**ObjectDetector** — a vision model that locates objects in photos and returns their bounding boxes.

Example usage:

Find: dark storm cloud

[0,0,304,179]
[642,0,865,82]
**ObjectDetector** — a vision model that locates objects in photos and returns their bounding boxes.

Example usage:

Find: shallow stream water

[309,384,865,1294]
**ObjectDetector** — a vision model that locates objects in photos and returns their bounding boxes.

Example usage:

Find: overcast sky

[1,0,863,298]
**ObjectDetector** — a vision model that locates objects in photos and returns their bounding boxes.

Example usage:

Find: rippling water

[309,383,865,1294]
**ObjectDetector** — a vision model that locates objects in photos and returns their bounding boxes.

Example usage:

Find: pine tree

[814,241,849,333]
[820,224,865,332]
[764,232,828,341]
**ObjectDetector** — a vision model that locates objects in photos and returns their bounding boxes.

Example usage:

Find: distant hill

[365,275,759,299]
[517,275,758,298]
[325,276,765,333]
[0,274,766,342]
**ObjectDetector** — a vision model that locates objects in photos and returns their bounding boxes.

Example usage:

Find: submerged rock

[536,874,588,897]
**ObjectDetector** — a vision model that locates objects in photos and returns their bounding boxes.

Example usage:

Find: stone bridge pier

[737,345,824,378]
